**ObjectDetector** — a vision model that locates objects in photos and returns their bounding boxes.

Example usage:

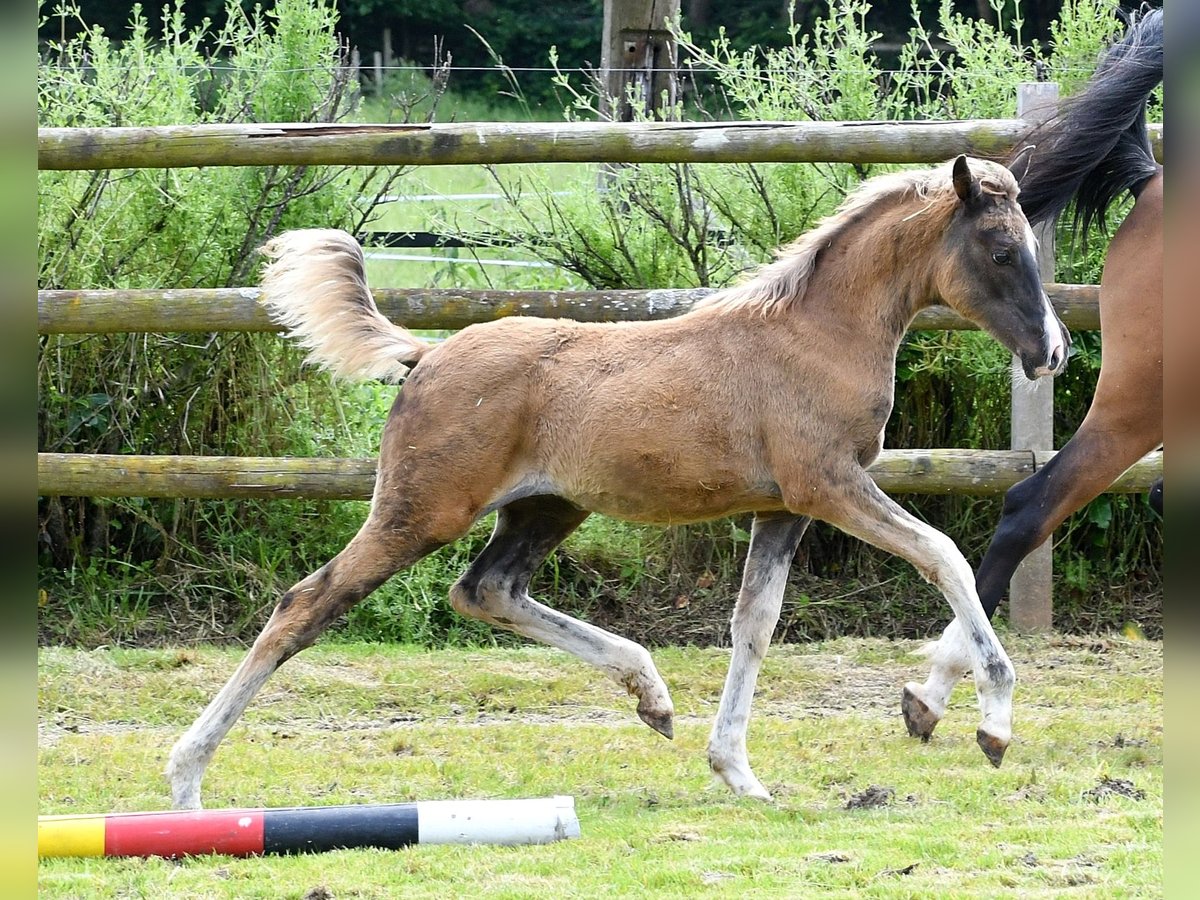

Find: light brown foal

[167,156,1068,808]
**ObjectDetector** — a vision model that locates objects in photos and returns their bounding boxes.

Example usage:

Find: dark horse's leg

[1149,476,1163,517]
[707,512,811,799]
[449,495,676,739]
[976,430,1162,619]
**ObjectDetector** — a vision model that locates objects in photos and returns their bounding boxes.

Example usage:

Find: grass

[38,635,1162,897]
[356,84,593,292]
[359,162,593,293]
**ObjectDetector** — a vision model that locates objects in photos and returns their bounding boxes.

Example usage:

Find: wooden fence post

[1008,81,1059,633]
[600,0,680,122]
[373,50,384,96]
[383,28,394,71]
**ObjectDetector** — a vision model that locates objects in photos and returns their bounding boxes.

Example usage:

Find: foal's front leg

[708,512,811,799]
[901,617,971,741]
[804,469,1016,766]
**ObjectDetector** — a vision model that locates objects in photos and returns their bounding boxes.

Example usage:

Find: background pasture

[38,636,1162,897]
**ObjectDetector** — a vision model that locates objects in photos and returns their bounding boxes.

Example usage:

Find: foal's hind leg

[450,496,676,737]
[708,512,810,800]
[800,469,1015,766]
[166,515,454,809]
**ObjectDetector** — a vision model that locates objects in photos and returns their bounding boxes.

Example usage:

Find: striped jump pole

[38,796,580,859]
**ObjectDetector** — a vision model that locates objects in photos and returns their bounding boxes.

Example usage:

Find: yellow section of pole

[38,814,106,858]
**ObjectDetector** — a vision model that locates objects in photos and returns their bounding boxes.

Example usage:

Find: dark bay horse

[902,9,1163,743]
[167,155,1068,809]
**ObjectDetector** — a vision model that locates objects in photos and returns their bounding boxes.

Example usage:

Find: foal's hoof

[976,727,1009,768]
[638,705,674,740]
[711,765,772,801]
[901,684,940,742]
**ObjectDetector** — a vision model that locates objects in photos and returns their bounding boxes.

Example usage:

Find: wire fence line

[36,61,1111,78]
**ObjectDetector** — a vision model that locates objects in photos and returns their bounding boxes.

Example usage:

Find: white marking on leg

[827,477,1014,754]
[166,654,277,809]
[452,578,674,734]
[707,516,805,800]
[916,528,1014,746]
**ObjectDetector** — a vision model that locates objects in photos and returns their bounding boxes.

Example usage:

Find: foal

[167,156,1067,808]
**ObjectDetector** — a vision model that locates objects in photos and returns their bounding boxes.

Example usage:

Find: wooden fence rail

[37,106,1166,629]
[37,120,1164,170]
[36,450,1164,502]
[38,283,1102,334]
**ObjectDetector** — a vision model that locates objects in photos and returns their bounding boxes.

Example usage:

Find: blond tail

[258,229,431,382]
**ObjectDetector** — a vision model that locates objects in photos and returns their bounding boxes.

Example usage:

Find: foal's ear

[952,155,981,204]
[1008,144,1035,183]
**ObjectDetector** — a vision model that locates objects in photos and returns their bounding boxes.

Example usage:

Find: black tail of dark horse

[1015,7,1163,237]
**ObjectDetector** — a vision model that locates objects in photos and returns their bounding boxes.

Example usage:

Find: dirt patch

[845,785,895,810]
[876,862,919,877]
[808,851,851,864]
[1105,733,1148,749]
[797,656,908,721]
[37,637,1163,759]
[1082,776,1145,802]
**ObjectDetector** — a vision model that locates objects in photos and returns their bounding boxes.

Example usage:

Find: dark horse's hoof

[976,727,1009,768]
[901,685,939,742]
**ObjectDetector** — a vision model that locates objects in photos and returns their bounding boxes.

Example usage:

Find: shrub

[37,0,411,644]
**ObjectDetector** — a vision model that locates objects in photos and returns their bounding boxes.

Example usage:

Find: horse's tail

[258,229,431,383]
[1015,7,1162,237]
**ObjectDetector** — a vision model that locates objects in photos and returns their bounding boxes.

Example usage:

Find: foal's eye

[991,250,1012,265]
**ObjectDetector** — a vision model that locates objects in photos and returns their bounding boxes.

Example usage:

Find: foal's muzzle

[1023,312,1071,380]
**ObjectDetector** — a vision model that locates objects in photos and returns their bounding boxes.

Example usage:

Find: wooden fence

[36,111,1164,628]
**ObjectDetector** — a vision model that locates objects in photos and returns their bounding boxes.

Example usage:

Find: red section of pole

[103,809,265,858]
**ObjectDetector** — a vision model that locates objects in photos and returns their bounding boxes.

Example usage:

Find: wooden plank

[37,283,1101,335]
[36,450,1162,502]
[37,454,379,501]
[34,120,1167,171]
[35,120,1051,171]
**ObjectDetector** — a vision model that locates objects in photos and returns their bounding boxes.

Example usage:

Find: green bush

[37,0,411,644]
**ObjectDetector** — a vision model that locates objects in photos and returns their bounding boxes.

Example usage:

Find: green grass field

[38,635,1161,898]
[359,162,592,294]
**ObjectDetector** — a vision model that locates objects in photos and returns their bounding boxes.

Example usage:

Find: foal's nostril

[1050,348,1063,371]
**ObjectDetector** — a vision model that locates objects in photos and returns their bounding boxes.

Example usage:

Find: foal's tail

[259,229,431,382]
[1014,7,1162,237]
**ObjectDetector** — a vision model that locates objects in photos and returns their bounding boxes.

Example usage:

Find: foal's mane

[698,160,1017,317]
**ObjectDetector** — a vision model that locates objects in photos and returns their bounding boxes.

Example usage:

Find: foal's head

[933,155,1070,379]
